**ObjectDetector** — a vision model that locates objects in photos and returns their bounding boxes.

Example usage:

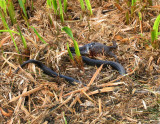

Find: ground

[0,0,160,123]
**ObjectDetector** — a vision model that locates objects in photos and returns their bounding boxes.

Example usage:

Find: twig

[97,67,138,88]
[88,87,115,96]
[9,85,44,102]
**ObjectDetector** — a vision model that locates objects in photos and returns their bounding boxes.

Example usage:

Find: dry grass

[0,0,160,123]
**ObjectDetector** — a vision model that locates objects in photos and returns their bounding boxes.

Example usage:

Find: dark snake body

[16,42,126,85]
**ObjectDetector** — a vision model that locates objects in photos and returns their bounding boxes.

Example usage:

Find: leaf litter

[0,0,160,123]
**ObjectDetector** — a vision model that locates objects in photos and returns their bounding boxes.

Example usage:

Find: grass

[0,29,27,50]
[0,1,160,123]
[0,13,19,53]
[0,0,7,16]
[18,0,29,27]
[0,9,7,29]
[18,0,28,19]
[138,11,142,34]
[6,0,16,25]
[62,27,81,58]
[79,0,85,12]
[58,0,64,23]
[46,0,64,23]
[64,0,68,13]
[17,25,27,49]
[63,112,68,124]
[151,14,160,49]
[67,42,74,60]
[125,11,129,25]
[47,0,58,14]
[79,0,92,15]
[85,0,93,15]
[62,26,84,70]
[52,0,58,14]
[131,0,136,15]
[31,26,47,44]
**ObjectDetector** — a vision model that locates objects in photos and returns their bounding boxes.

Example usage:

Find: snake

[15,42,126,85]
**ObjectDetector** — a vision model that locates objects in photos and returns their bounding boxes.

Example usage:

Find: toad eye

[90,43,95,47]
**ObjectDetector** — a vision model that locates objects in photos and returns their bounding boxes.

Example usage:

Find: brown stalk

[9,85,44,103]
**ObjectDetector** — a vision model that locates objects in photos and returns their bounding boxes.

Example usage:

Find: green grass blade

[80,0,85,12]
[47,0,52,7]
[0,30,20,34]
[58,0,64,23]
[151,29,156,43]
[73,40,81,57]
[67,42,73,60]
[31,26,47,44]
[62,27,81,57]
[62,27,74,40]
[18,0,28,19]
[85,0,92,15]
[31,0,34,11]
[0,12,19,52]
[22,0,26,4]
[138,12,142,21]
[0,29,28,49]
[52,0,58,14]
[131,0,136,15]
[131,0,136,6]
[0,0,7,15]
[63,112,68,124]
[17,25,27,49]
[64,0,67,13]
[152,14,160,40]
[125,11,129,25]
[6,0,16,25]
[0,9,7,29]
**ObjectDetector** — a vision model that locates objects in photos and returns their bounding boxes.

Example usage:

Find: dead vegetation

[0,0,160,123]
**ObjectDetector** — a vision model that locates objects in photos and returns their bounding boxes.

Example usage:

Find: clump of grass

[79,0,92,15]
[52,0,58,14]
[6,0,17,25]
[0,0,7,16]
[18,0,29,26]
[0,28,30,62]
[151,14,160,49]
[0,9,7,29]
[18,0,28,19]
[46,0,66,23]
[17,25,30,62]
[79,0,85,12]
[85,0,93,15]
[62,27,81,57]
[0,12,19,53]
[63,0,67,13]
[58,0,64,23]
[0,28,28,51]
[62,27,83,69]
[47,0,58,14]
